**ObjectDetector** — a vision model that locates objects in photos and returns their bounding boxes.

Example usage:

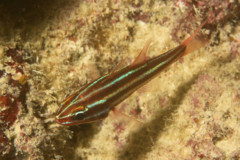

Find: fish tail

[180,19,207,57]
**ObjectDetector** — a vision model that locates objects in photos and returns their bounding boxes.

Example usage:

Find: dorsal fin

[131,39,152,66]
[108,39,151,78]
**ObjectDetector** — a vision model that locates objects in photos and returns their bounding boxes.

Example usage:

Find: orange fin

[111,108,143,124]
[181,20,207,57]
[132,39,152,66]
[181,19,207,46]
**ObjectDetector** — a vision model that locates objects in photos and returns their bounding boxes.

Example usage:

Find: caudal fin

[181,19,207,57]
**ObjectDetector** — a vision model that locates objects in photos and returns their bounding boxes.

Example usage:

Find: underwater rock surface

[0,0,239,159]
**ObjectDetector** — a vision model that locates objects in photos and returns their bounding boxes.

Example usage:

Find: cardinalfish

[56,21,207,126]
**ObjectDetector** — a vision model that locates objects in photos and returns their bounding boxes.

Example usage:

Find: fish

[56,21,206,126]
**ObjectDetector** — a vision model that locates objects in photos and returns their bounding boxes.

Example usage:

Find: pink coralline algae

[230,36,240,60]
[0,48,29,156]
[174,0,236,23]
[172,0,238,43]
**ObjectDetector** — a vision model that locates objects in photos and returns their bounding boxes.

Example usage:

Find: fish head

[55,92,90,126]
[55,92,109,126]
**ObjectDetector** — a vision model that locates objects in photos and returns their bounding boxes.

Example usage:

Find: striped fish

[56,21,206,126]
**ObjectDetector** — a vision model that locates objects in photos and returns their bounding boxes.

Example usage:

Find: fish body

[56,22,206,126]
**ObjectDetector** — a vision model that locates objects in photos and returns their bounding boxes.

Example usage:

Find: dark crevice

[0,0,79,42]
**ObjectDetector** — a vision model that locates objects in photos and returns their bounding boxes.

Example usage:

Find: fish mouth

[55,115,63,125]
[55,116,72,126]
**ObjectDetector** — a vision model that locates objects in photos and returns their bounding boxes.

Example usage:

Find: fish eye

[75,112,85,120]
[71,107,88,121]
